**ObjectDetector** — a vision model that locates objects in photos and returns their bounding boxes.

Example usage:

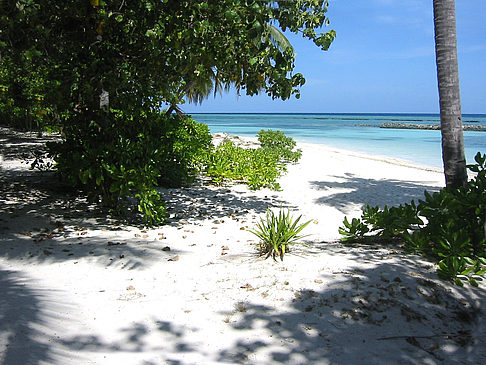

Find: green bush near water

[203,130,302,190]
[257,129,302,163]
[339,152,486,287]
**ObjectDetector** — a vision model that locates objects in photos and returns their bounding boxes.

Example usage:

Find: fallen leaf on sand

[168,255,179,262]
[126,285,135,291]
[107,241,126,246]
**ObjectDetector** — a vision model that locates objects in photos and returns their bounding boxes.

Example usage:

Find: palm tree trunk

[433,0,467,188]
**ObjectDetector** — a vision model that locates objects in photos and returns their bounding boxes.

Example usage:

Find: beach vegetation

[203,139,285,190]
[203,131,301,190]
[340,152,486,286]
[257,129,302,163]
[250,208,312,261]
[0,0,334,224]
[50,112,211,225]
[339,217,370,241]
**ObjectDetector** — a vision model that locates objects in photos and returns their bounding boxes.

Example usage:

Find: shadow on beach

[0,127,285,267]
[310,172,441,213]
[0,269,77,365]
[10,246,483,364]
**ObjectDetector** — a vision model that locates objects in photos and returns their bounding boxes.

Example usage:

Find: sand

[1,127,485,364]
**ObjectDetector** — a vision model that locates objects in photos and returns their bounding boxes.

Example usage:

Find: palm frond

[265,24,293,53]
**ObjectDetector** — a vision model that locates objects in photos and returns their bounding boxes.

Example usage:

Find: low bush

[49,111,211,225]
[203,130,301,190]
[257,129,302,163]
[339,152,486,286]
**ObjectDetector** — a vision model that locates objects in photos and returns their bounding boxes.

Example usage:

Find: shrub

[203,130,301,190]
[257,129,302,163]
[339,152,486,286]
[249,208,312,261]
[49,111,211,225]
[204,140,285,190]
[339,201,422,243]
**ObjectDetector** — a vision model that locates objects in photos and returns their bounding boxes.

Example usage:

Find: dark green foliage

[203,131,301,190]
[0,56,54,131]
[339,152,486,286]
[0,1,334,224]
[338,217,370,241]
[249,208,312,261]
[50,112,211,225]
[340,202,422,242]
[257,129,302,163]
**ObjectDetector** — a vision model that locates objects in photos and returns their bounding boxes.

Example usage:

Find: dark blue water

[190,113,486,168]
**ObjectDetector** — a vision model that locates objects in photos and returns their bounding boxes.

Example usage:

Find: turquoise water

[190,113,486,169]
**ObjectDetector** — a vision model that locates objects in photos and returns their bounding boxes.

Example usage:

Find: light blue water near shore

[190,113,486,169]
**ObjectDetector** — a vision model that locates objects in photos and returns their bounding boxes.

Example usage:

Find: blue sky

[185,0,486,114]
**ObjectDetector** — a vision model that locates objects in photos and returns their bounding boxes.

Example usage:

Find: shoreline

[2,128,486,364]
[296,141,444,174]
[215,131,444,174]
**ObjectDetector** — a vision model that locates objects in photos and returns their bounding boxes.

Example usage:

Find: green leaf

[249,57,258,66]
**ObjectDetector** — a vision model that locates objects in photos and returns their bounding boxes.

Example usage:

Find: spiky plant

[249,208,312,261]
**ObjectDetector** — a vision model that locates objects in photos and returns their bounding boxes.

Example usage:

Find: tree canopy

[0,0,335,224]
[1,0,335,117]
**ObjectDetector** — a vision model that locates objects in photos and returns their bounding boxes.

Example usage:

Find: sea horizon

[190,112,486,169]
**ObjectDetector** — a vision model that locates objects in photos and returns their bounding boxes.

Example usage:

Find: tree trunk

[433,0,467,188]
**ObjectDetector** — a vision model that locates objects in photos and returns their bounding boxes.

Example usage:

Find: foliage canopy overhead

[0,0,335,224]
[1,0,336,116]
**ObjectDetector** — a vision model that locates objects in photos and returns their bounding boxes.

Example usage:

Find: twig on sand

[377,333,463,341]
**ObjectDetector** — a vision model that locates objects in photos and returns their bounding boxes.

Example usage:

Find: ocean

[190,113,486,169]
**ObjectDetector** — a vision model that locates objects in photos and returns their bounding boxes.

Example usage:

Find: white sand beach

[1,127,485,364]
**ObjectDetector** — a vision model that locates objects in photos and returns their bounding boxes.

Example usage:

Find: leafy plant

[249,208,312,261]
[257,129,302,163]
[338,217,370,242]
[339,201,422,242]
[203,131,300,191]
[50,112,210,225]
[339,152,486,286]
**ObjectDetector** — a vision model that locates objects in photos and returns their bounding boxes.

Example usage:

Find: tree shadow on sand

[14,246,484,365]
[310,173,442,214]
[216,246,486,364]
[0,127,287,268]
[0,268,77,365]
